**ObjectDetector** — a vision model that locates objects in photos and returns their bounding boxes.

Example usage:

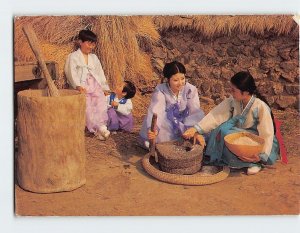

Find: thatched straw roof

[154,15,298,38]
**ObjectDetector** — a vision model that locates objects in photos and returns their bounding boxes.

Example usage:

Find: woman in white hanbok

[183,71,280,175]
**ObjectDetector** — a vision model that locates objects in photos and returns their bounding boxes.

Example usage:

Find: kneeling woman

[183,71,279,175]
[139,61,205,149]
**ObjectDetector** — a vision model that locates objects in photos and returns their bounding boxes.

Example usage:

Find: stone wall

[147,30,299,110]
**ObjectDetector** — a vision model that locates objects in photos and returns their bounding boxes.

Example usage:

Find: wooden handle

[150,113,158,162]
[22,25,59,97]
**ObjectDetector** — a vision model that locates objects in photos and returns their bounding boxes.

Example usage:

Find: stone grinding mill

[142,114,230,185]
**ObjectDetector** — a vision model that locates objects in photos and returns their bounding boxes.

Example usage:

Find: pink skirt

[82,73,108,133]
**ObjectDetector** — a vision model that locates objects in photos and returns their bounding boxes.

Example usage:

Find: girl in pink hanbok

[65,30,110,140]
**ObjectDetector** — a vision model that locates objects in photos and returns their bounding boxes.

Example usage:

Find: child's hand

[103,90,111,96]
[76,86,86,94]
[148,129,158,140]
[111,101,119,107]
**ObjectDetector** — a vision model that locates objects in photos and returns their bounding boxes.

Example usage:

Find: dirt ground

[15,107,300,216]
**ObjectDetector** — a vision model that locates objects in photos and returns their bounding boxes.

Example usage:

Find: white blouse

[64,49,110,91]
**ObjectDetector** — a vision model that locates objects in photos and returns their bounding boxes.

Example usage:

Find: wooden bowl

[224,132,264,160]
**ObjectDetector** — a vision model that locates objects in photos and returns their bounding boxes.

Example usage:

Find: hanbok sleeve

[257,103,274,158]
[196,97,233,134]
[64,54,81,89]
[183,85,205,127]
[93,55,110,91]
[117,99,133,115]
[106,94,111,107]
[145,87,167,131]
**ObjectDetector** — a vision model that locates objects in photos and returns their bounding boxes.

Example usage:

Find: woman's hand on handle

[148,129,158,140]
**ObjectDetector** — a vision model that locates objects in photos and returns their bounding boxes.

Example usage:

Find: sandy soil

[15,109,299,216]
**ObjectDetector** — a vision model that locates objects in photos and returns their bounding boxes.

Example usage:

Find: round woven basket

[224,132,264,160]
[142,153,230,185]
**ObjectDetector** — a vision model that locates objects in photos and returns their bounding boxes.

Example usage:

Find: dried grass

[154,15,298,38]
[14,16,159,90]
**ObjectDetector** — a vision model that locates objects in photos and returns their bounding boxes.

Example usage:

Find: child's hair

[230,71,276,133]
[78,30,97,43]
[123,81,136,99]
[163,61,186,80]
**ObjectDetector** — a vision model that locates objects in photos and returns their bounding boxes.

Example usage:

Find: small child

[64,29,111,140]
[106,81,136,132]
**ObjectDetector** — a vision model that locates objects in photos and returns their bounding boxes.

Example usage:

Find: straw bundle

[154,15,298,38]
[14,16,160,90]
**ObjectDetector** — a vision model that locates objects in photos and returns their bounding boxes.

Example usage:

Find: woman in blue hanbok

[183,71,280,175]
[139,61,205,149]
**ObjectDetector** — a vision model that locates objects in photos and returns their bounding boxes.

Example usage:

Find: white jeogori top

[106,94,133,116]
[64,48,110,91]
[195,95,274,156]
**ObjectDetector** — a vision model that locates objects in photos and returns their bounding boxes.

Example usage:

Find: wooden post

[22,25,60,97]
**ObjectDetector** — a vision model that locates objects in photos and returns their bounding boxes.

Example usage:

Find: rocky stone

[266,96,276,106]
[177,44,190,54]
[200,96,215,104]
[272,82,284,95]
[192,43,205,53]
[196,55,208,65]
[200,81,211,95]
[279,48,291,60]
[232,37,242,46]
[212,82,224,95]
[152,47,167,59]
[276,96,297,109]
[211,69,221,79]
[257,83,274,96]
[268,70,281,82]
[162,38,174,50]
[280,72,296,83]
[240,46,252,56]
[238,56,253,69]
[216,36,231,44]
[227,46,240,57]
[207,57,218,66]
[195,67,211,79]
[290,48,299,60]
[285,84,299,95]
[260,45,278,57]
[221,67,234,80]
[280,61,298,72]
[151,32,298,110]
[260,59,277,70]
[216,48,227,57]
[251,47,261,58]
[153,59,165,70]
